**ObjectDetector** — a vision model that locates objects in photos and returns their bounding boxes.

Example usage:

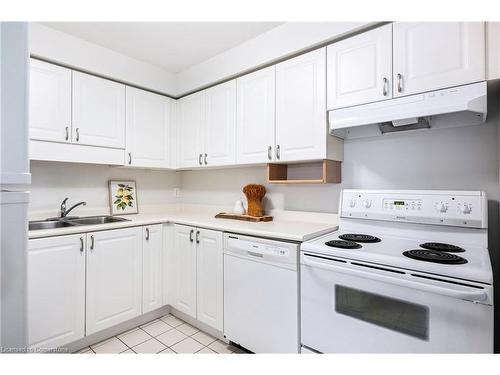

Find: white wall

[30,22,374,97]
[29,23,177,95]
[29,161,181,216]
[175,22,373,95]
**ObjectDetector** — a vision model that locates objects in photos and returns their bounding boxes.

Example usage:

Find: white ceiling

[42,22,283,73]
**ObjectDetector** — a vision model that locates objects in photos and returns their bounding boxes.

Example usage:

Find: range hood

[329,82,487,139]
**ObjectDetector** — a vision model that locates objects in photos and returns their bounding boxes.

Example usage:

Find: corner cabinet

[177,91,206,168]
[28,234,86,349]
[85,227,142,335]
[393,22,485,97]
[276,48,342,163]
[170,225,224,331]
[327,24,393,109]
[125,87,174,168]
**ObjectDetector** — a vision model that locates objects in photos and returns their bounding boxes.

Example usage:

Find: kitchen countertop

[28,204,339,242]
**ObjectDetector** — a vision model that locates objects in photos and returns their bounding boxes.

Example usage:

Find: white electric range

[300,189,493,353]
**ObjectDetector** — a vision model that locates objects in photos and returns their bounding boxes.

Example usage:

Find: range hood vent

[329,82,487,140]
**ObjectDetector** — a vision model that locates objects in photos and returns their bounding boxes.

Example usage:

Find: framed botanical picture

[109,180,139,215]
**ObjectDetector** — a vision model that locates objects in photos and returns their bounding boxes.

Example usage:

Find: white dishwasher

[223,233,299,353]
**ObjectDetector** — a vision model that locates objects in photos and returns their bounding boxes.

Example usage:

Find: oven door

[300,252,493,353]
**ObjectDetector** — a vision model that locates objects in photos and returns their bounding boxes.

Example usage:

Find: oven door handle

[302,254,488,302]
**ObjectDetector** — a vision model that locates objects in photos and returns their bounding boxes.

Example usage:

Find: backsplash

[29,161,181,216]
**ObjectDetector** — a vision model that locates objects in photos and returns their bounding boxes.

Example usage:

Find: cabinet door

[86,227,142,335]
[276,48,327,162]
[204,80,237,166]
[196,229,223,331]
[125,87,172,168]
[327,24,392,109]
[393,22,485,97]
[29,59,72,143]
[72,71,125,148]
[236,67,276,164]
[143,224,164,314]
[177,92,205,168]
[28,234,85,349]
[171,224,197,318]
[162,223,175,306]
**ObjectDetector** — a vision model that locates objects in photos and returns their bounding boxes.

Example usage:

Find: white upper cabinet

[177,80,237,168]
[236,66,276,164]
[126,87,173,168]
[28,234,85,349]
[276,48,327,162]
[177,91,205,168]
[196,228,223,331]
[393,22,485,97]
[171,224,197,318]
[327,24,393,109]
[142,224,164,314]
[86,227,142,335]
[205,80,237,166]
[29,59,72,143]
[72,71,126,149]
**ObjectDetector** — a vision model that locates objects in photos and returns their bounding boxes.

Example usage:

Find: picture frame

[108,180,139,215]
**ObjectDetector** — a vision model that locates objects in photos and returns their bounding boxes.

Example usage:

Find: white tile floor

[77,314,246,354]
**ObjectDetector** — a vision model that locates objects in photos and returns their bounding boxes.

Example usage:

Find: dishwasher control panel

[224,233,299,270]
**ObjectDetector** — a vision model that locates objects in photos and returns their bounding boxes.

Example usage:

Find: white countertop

[29,204,339,242]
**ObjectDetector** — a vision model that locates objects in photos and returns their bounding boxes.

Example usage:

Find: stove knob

[460,203,472,214]
[364,200,372,208]
[436,202,448,213]
[349,199,356,208]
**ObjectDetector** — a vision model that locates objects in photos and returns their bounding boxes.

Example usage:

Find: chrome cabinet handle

[276,145,280,160]
[128,152,132,165]
[397,73,403,93]
[189,229,194,242]
[90,235,95,250]
[382,77,389,96]
[146,228,150,241]
[80,237,84,253]
[65,126,69,141]
[204,153,207,165]
[196,230,200,244]
[198,154,202,165]
[268,146,272,160]
[75,128,80,142]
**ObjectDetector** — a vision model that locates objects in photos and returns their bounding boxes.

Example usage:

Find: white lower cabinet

[142,224,164,314]
[86,227,142,335]
[171,225,224,331]
[27,222,223,348]
[28,234,86,349]
[196,229,223,331]
[171,224,198,318]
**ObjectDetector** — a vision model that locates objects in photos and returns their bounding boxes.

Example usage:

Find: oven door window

[335,285,429,340]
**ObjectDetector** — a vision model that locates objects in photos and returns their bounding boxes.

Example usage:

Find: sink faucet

[60,198,87,218]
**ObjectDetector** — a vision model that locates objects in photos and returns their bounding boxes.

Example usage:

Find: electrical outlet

[173,188,181,198]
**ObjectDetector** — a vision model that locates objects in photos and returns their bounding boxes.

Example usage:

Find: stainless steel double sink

[29,216,130,231]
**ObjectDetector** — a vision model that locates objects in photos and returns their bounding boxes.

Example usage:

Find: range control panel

[341,190,487,228]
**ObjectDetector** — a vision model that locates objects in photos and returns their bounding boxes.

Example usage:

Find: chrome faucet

[60,198,87,218]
